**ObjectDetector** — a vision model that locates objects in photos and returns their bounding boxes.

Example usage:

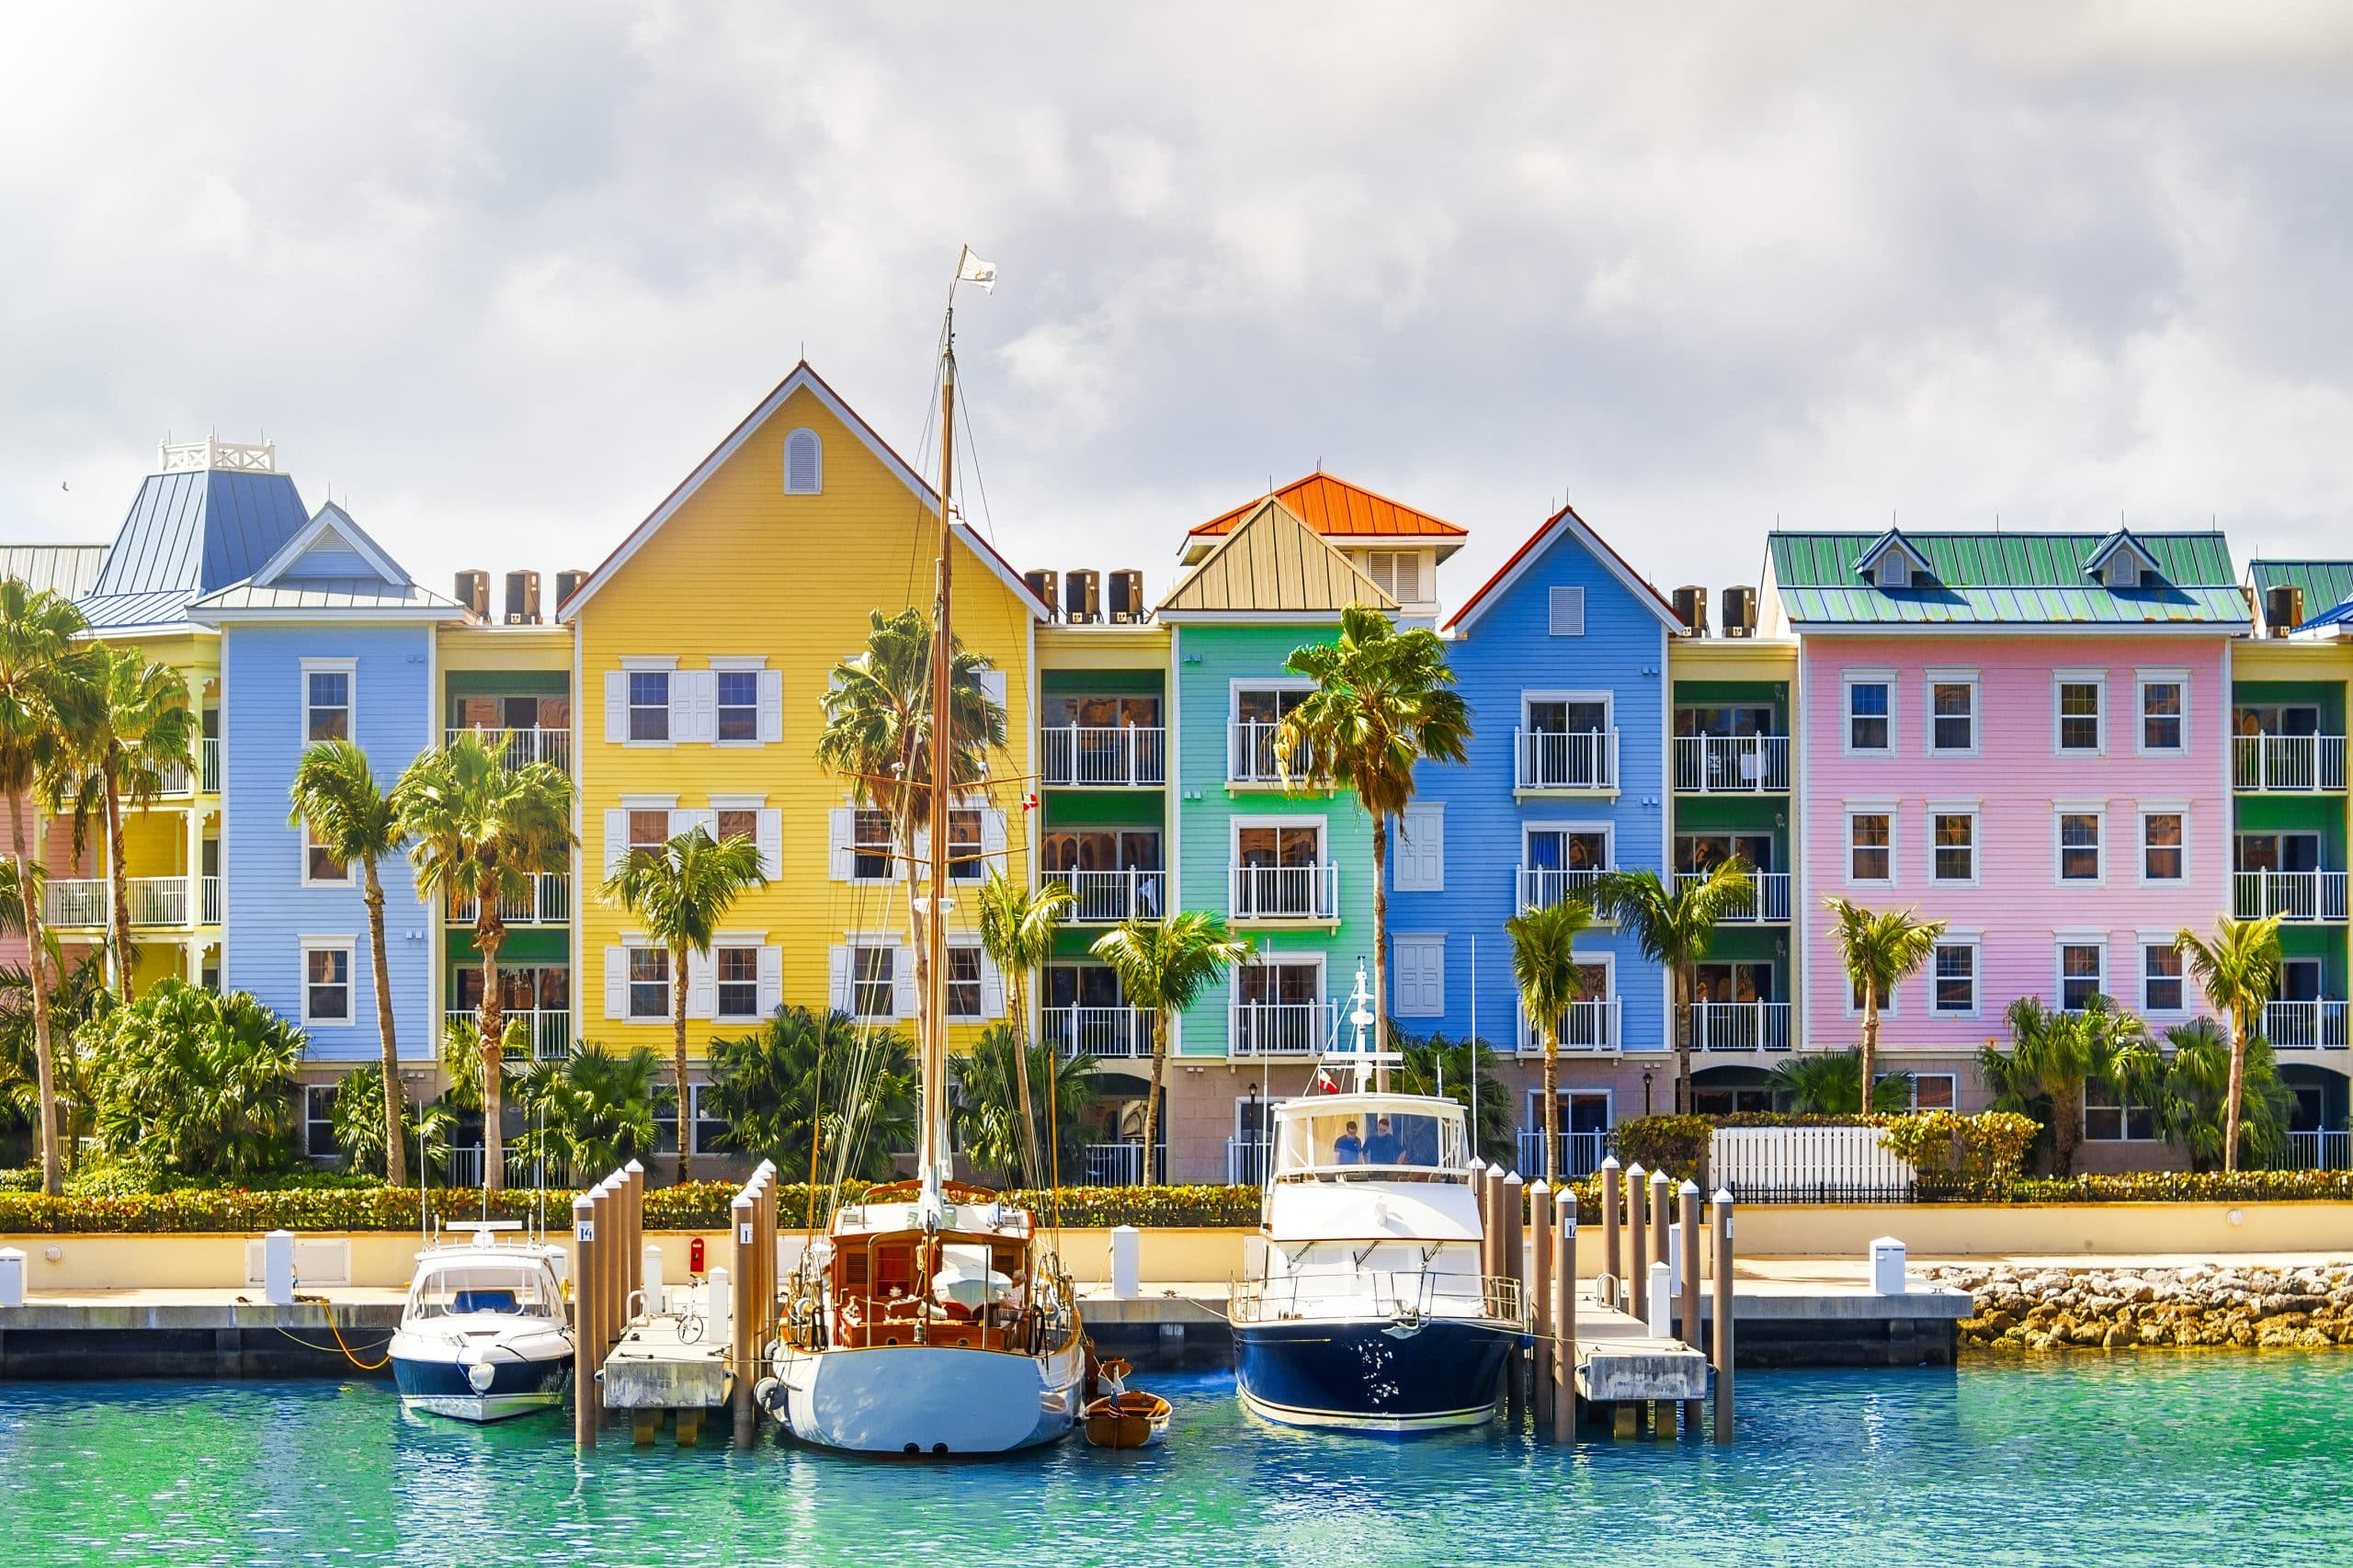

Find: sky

[6,2,2353,610]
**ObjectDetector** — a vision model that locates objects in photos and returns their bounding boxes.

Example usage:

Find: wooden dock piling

[1626,1163,1647,1299]
[1678,1179,1703,1435]
[573,1192,598,1449]
[1712,1187,1734,1445]
[1552,1186,1576,1443]
[730,1191,756,1449]
[1599,1156,1621,1306]
[1528,1178,1552,1428]
[1501,1169,1525,1421]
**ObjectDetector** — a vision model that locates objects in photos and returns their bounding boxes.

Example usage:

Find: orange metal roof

[1189,472,1467,542]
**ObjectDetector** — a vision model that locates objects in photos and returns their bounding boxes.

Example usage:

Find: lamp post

[1643,1070,1654,1117]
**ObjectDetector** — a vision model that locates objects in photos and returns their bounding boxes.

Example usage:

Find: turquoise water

[3,1358,2350,1566]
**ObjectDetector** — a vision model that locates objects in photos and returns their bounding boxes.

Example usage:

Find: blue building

[1389,504,1681,1171]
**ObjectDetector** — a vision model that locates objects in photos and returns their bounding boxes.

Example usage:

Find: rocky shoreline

[1924,1263,2353,1351]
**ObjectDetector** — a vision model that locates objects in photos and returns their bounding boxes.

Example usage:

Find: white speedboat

[390,1224,574,1423]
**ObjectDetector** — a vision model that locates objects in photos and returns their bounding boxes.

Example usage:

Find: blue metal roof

[81,470,312,624]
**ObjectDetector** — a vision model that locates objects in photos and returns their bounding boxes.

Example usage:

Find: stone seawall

[1925,1263,2353,1351]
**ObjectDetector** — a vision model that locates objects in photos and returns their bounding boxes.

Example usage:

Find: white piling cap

[1713,1187,1734,1205]
[624,1158,645,1176]
[1503,1169,1523,1186]
[1650,1168,1671,1186]
[1599,1154,1620,1170]
[1626,1162,1645,1177]
[1486,1163,1506,1177]
[1679,1178,1700,1194]
[1528,1177,1551,1196]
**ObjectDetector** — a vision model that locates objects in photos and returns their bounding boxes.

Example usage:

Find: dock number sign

[576,1221,595,1243]
[739,1222,755,1244]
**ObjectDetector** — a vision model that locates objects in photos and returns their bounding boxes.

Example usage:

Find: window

[305,1085,339,1161]
[303,944,351,1024]
[2143,943,2185,1014]
[1931,811,1976,883]
[2139,674,2187,755]
[628,809,670,858]
[1846,676,1893,754]
[2142,810,2185,882]
[948,807,983,882]
[1233,686,1310,778]
[1520,694,1612,789]
[1848,812,1892,882]
[656,1084,730,1157]
[717,947,760,1019]
[852,809,894,881]
[1236,960,1326,1054]
[1911,1074,1957,1112]
[1361,550,1425,604]
[2058,811,2103,882]
[304,665,351,744]
[2084,1083,2158,1142]
[1234,822,1328,917]
[1849,973,1898,1017]
[2055,674,2104,753]
[1548,585,1586,636]
[2059,942,2105,1011]
[851,946,894,1019]
[1932,941,1977,1016]
[785,428,823,494]
[715,671,759,743]
[716,807,758,845]
[946,946,983,1021]
[1927,675,1976,755]
[629,949,669,1019]
[628,671,670,742]
[304,824,350,884]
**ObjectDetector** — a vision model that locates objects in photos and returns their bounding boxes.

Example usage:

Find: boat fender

[754,1377,787,1417]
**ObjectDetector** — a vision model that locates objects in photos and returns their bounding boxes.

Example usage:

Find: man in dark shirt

[1333,1121,1363,1164]
[1362,1117,1401,1165]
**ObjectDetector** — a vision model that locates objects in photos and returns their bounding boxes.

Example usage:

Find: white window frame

[850,806,898,883]
[713,941,763,1022]
[1231,814,1330,868]
[784,426,823,494]
[844,938,904,1023]
[2083,1080,2161,1142]
[2052,668,2108,756]
[624,942,671,1021]
[710,665,762,747]
[1924,667,1979,758]
[2054,933,2108,1013]
[300,821,353,888]
[300,658,356,747]
[1845,968,1900,1021]
[1229,676,1315,725]
[2135,668,2190,758]
[2138,801,2188,886]
[2138,932,2188,1017]
[1521,689,1614,735]
[1927,801,1980,887]
[1929,932,1981,1019]
[1235,951,1330,1027]
[1909,1073,1959,1112]
[625,664,673,746]
[1845,802,1897,887]
[299,937,356,1028]
[1842,668,1896,757]
[944,941,988,1023]
[2053,801,2108,887]
[1548,585,1586,636]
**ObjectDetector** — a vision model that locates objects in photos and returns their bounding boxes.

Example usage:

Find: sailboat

[761,254,1088,1454]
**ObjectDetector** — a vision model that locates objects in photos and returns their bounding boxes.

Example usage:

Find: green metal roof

[2246,560,2353,629]
[1766,530,2248,627]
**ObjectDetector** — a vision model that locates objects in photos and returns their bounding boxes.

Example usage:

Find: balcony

[1517,1129,1610,1179]
[447,726,572,772]
[449,873,571,926]
[1053,869,1165,924]
[200,875,222,925]
[1515,728,1618,793]
[1674,733,1790,793]
[1686,1000,1793,1051]
[2287,1130,2353,1170]
[1041,725,1165,788]
[1231,863,1339,923]
[202,736,222,793]
[2264,999,2348,1051]
[1516,998,1622,1055]
[2233,869,2348,923]
[1231,1000,1337,1057]
[2234,733,2347,793]
[1226,1137,1273,1185]
[1081,1142,1149,1186]
[1676,869,1791,923]
[1228,722,1313,786]
[1517,865,1608,913]
[445,1008,573,1062]
[1043,1005,1154,1059]
[42,876,198,929]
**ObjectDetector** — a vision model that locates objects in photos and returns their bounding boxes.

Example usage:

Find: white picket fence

[1709,1125,1915,1202]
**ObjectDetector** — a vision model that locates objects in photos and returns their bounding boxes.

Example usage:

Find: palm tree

[1824,897,1946,1119]
[60,646,197,1002]
[599,825,768,1182]
[1274,603,1471,1073]
[1090,911,1252,1183]
[1506,897,1594,1184]
[1391,1028,1514,1165]
[2174,915,2284,1174]
[1589,860,1756,1115]
[1768,1048,1914,1116]
[0,580,100,1195]
[977,869,1072,1178]
[703,1006,917,1187]
[289,739,409,1186]
[392,733,574,1190]
[82,980,309,1181]
[953,1022,1100,1182]
[1981,995,2149,1176]
[0,926,110,1177]
[511,1044,667,1180]
[2144,1017,2294,1172]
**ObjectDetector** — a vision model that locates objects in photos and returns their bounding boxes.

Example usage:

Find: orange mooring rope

[293,1293,392,1370]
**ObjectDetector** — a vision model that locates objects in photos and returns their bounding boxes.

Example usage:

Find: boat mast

[920,305,958,1197]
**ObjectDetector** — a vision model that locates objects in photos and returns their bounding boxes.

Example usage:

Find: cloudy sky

[6,3,2352,608]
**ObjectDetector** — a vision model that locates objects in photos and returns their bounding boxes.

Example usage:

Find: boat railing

[1229,1268,1526,1328]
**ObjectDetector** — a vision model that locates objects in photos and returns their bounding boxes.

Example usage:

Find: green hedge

[1925,1170,2353,1204]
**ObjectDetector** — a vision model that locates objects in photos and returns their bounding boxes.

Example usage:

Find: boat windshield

[408,1264,559,1320]
[1274,1106,1465,1179]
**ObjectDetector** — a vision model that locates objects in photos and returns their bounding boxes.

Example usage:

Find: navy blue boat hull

[1233,1316,1518,1432]
[392,1352,570,1422]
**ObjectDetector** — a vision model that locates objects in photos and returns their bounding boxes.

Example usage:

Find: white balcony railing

[1518,1129,1610,1179]
[1676,869,1791,923]
[1053,869,1165,923]
[201,736,222,794]
[1231,862,1339,922]
[1226,1137,1273,1186]
[1043,1005,1154,1059]
[1228,722,1313,785]
[1231,1000,1337,1057]
[1686,1000,1793,1051]
[2265,999,2349,1050]
[2234,869,2349,923]
[2288,1130,2353,1171]
[1082,1142,1149,1187]
[1041,725,1165,788]
[1517,999,1622,1055]
[445,1008,572,1062]
[449,873,571,926]
[1674,733,1790,793]
[150,756,194,796]
[1516,865,1607,912]
[127,876,187,926]
[1515,728,1618,791]
[2234,733,2347,793]
[446,726,573,772]
[42,879,107,927]
[200,875,222,925]
[41,876,199,928]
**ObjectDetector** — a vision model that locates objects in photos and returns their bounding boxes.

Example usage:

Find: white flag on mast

[956,245,997,293]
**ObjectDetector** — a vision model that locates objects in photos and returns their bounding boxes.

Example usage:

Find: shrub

[79,982,309,1183]
[1879,1110,2038,1185]
[1608,1115,1712,1178]
[0,1166,40,1193]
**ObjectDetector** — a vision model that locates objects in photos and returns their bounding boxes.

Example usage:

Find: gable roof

[557,360,1049,622]
[2246,560,2353,632]
[1766,530,2247,628]
[1157,496,1397,617]
[2083,528,2162,577]
[249,502,412,589]
[1850,528,1934,578]
[1443,502,1680,634]
[82,469,313,620]
[188,502,461,623]
[1186,473,1466,562]
[0,544,108,599]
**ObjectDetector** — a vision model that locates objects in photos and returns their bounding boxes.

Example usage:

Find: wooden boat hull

[771,1336,1086,1454]
[1233,1315,1518,1433]
[1082,1392,1170,1449]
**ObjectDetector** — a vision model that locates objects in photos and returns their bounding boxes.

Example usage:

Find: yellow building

[557,363,1046,1139]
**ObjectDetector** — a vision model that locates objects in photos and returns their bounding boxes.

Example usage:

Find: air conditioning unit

[504,570,541,625]
[1065,568,1101,624]
[453,570,490,619]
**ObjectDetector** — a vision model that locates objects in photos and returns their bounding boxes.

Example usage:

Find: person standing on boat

[1363,1118,1402,1165]
[1335,1121,1363,1164]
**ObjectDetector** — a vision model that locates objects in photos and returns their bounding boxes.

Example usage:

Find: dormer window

[1854,529,1930,594]
[1874,556,1912,591]
[2085,531,2161,590]
[1358,549,1426,603]
[784,428,823,494]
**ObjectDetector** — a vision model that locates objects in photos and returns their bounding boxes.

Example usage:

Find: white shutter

[977,668,1007,710]
[981,953,1006,1020]
[1549,586,1586,637]
[672,670,715,744]
[911,824,928,882]
[890,947,915,1020]
[981,808,1008,867]
[827,945,852,1015]
[671,807,717,841]
[605,672,628,744]
[756,669,784,744]
[604,948,628,1019]
[756,809,782,878]
[1394,804,1445,892]
[686,949,715,1020]
[756,944,783,1015]
[604,810,629,877]
[828,808,856,881]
